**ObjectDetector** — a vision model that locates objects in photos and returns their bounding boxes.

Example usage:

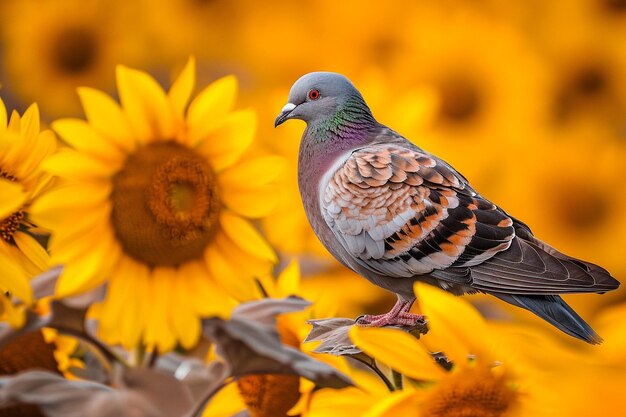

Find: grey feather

[492,293,602,344]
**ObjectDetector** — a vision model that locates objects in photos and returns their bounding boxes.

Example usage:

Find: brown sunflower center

[51,26,98,74]
[369,35,402,66]
[438,76,482,124]
[603,0,626,14]
[554,184,610,231]
[554,62,612,122]
[0,169,18,182]
[0,331,59,417]
[237,320,301,417]
[111,142,221,267]
[0,211,24,243]
[421,368,516,417]
[0,169,23,243]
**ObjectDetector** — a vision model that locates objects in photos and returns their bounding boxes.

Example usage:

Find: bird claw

[355,311,425,328]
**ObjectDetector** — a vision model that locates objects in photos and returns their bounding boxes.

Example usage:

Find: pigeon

[274,72,620,344]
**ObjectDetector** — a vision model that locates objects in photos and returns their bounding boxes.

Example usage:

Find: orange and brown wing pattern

[322,143,515,279]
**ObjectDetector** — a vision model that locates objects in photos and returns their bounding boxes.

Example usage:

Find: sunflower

[491,314,626,416]
[540,39,626,132]
[337,283,558,417]
[0,99,56,326]
[0,330,61,417]
[236,261,309,417]
[0,0,150,117]
[30,58,284,352]
[202,260,356,417]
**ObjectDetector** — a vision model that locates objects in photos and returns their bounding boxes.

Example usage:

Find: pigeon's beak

[274,103,296,127]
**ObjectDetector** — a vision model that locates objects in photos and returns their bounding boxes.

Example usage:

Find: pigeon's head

[274,72,367,127]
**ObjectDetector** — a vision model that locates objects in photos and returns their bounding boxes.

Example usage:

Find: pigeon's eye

[308,89,320,100]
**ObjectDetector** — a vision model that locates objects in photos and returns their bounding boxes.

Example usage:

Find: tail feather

[491,293,602,344]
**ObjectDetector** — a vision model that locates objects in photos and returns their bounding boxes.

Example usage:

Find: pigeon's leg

[356,298,424,327]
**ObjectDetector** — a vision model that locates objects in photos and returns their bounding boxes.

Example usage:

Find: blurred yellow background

[1,0,626,413]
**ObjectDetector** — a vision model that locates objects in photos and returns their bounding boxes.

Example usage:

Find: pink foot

[356,298,424,328]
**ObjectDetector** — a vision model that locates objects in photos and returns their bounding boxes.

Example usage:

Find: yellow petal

[187,75,237,144]
[201,382,246,417]
[52,119,124,162]
[168,56,196,119]
[306,386,375,417]
[13,130,57,182]
[20,103,40,140]
[41,148,120,180]
[98,256,147,349]
[50,218,110,264]
[0,98,7,132]
[196,109,256,172]
[219,211,277,262]
[0,296,26,328]
[0,132,20,151]
[277,259,301,297]
[30,184,111,230]
[179,261,233,318]
[362,390,422,417]
[55,230,120,297]
[77,87,135,152]
[213,230,272,282]
[204,243,257,301]
[221,185,280,218]
[98,271,130,345]
[13,231,50,272]
[0,249,32,303]
[7,110,20,133]
[0,179,26,219]
[116,66,174,142]
[218,155,286,190]
[143,267,177,352]
[172,267,201,349]
[414,282,492,364]
[119,259,149,349]
[349,326,446,381]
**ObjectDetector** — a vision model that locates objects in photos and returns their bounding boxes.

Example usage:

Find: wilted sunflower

[31,58,284,352]
[0,0,149,117]
[0,99,56,327]
[236,261,308,417]
[203,260,356,417]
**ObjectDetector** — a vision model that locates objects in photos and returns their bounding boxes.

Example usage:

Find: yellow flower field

[0,1,625,416]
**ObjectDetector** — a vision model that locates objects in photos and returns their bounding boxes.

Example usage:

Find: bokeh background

[1,0,626,413]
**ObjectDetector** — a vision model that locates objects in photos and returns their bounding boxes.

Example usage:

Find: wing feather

[321,136,619,295]
[322,141,514,278]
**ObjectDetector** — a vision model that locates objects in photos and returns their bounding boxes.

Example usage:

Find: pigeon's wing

[322,141,618,295]
[322,142,514,278]
[432,220,619,294]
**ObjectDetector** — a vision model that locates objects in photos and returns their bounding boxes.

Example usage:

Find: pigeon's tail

[491,293,602,344]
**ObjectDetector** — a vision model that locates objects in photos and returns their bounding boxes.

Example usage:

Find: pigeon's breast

[298,139,358,267]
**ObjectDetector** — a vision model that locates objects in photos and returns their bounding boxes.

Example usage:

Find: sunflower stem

[254,278,270,298]
[147,350,158,368]
[392,369,403,390]
[186,381,227,417]
[54,324,130,370]
[352,355,395,392]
